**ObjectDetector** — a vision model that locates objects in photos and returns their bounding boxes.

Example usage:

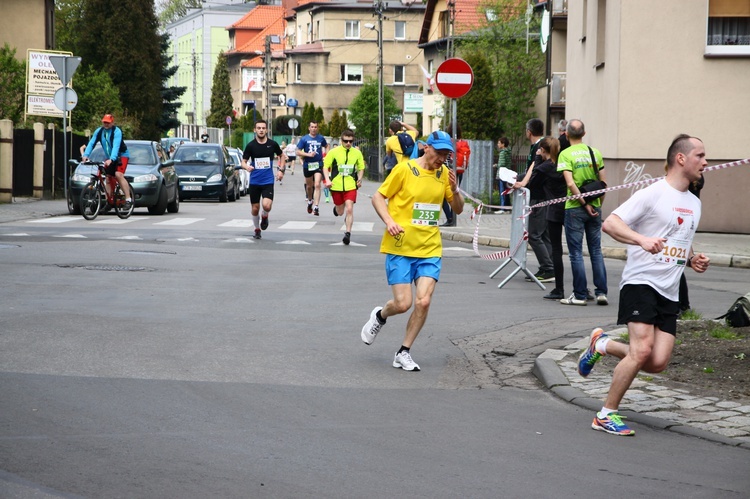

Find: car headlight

[207,173,222,183]
[72,174,90,183]
[133,174,158,183]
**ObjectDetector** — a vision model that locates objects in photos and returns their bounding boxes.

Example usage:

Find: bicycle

[79,161,135,220]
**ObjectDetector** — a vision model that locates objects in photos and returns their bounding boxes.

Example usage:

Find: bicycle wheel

[115,182,135,219]
[80,181,102,220]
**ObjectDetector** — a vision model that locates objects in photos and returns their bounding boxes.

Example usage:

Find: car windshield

[172,146,220,164]
[127,144,156,165]
[87,145,107,162]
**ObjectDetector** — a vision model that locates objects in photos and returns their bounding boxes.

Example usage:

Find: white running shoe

[361,307,384,345]
[393,351,421,371]
[596,295,609,306]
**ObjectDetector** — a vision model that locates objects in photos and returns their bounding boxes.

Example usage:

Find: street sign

[48,55,82,86]
[435,58,474,99]
[226,116,232,125]
[288,118,299,129]
[53,87,78,111]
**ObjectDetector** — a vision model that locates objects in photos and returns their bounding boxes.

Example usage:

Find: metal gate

[12,129,34,197]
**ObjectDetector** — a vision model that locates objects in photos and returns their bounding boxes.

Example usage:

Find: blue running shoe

[592,412,635,436]
[578,327,606,377]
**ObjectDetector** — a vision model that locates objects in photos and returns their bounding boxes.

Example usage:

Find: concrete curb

[532,355,749,448]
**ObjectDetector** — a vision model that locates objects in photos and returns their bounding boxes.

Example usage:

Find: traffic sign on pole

[48,56,81,86]
[435,58,474,99]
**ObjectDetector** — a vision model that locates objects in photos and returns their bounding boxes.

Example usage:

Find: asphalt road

[1,182,748,498]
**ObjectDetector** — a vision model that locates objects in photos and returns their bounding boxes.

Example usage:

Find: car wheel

[219,183,228,203]
[148,185,168,215]
[67,189,81,215]
[167,184,180,213]
[229,180,237,202]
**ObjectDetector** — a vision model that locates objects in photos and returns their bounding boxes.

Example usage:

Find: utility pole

[264,35,273,138]
[192,49,197,126]
[374,0,385,178]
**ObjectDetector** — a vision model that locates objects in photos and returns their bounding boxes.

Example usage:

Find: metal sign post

[49,55,81,204]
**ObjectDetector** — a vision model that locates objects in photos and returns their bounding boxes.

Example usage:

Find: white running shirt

[613,179,702,301]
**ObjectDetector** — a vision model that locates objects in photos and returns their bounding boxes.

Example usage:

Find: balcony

[550,72,566,108]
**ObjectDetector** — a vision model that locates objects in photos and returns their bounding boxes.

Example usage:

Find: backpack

[396,132,415,157]
[93,126,128,156]
[455,139,471,172]
[716,292,750,328]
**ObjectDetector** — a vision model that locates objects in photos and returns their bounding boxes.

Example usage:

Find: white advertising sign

[27,95,64,118]
[26,49,74,118]
[404,93,424,113]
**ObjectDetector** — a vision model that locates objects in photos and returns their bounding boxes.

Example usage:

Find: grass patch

[703,366,715,373]
[708,323,741,340]
[680,308,703,320]
[619,332,629,342]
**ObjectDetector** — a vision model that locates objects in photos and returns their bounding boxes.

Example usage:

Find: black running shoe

[343,232,351,245]
[253,229,261,240]
[260,216,268,230]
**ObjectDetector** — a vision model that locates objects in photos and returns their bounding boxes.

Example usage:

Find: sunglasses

[342,139,354,143]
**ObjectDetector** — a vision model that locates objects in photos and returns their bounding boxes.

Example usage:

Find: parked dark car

[172,143,240,202]
[67,140,180,215]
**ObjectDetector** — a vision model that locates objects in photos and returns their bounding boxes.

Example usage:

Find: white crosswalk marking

[1,233,29,236]
[330,241,367,247]
[155,218,204,226]
[111,235,142,240]
[218,219,254,228]
[177,237,199,241]
[226,237,256,243]
[54,234,86,238]
[278,221,316,230]
[276,240,311,245]
[94,217,141,224]
[28,216,79,224]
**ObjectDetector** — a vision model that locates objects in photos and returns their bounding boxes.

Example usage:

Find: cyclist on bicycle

[82,114,131,207]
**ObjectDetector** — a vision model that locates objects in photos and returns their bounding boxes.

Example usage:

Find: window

[394,65,404,84]
[295,63,302,82]
[707,0,750,56]
[340,64,363,83]
[307,23,312,43]
[345,20,360,39]
[439,11,451,38]
[395,21,406,40]
[595,0,606,68]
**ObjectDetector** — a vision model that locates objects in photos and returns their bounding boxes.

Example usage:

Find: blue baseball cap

[427,130,455,153]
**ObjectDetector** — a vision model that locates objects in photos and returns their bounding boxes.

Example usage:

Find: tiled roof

[419,0,527,45]
[229,5,285,30]
[284,41,328,55]
[232,12,285,54]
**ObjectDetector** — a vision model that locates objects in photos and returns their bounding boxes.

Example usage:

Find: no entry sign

[435,58,474,99]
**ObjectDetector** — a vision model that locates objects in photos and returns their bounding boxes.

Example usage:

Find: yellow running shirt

[377,160,454,258]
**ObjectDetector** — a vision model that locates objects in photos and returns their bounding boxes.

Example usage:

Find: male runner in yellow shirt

[360,130,464,371]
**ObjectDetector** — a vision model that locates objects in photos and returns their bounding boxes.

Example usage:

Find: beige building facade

[284,1,426,124]
[1,0,55,58]
[544,0,750,233]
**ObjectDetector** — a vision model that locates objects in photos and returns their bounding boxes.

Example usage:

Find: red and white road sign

[435,58,474,99]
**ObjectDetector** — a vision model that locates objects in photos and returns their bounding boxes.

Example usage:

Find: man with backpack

[81,114,131,208]
[441,125,470,226]
[385,120,418,167]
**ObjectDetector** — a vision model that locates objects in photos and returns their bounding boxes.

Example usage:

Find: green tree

[459,0,545,148]
[314,106,328,135]
[0,44,26,124]
[456,52,501,140]
[70,66,124,131]
[206,51,233,128]
[155,0,201,27]
[301,102,315,132]
[77,0,164,139]
[329,109,342,137]
[159,33,186,134]
[54,0,86,55]
[348,77,399,144]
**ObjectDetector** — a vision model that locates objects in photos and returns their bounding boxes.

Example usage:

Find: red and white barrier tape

[529,157,750,210]
[458,158,749,259]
